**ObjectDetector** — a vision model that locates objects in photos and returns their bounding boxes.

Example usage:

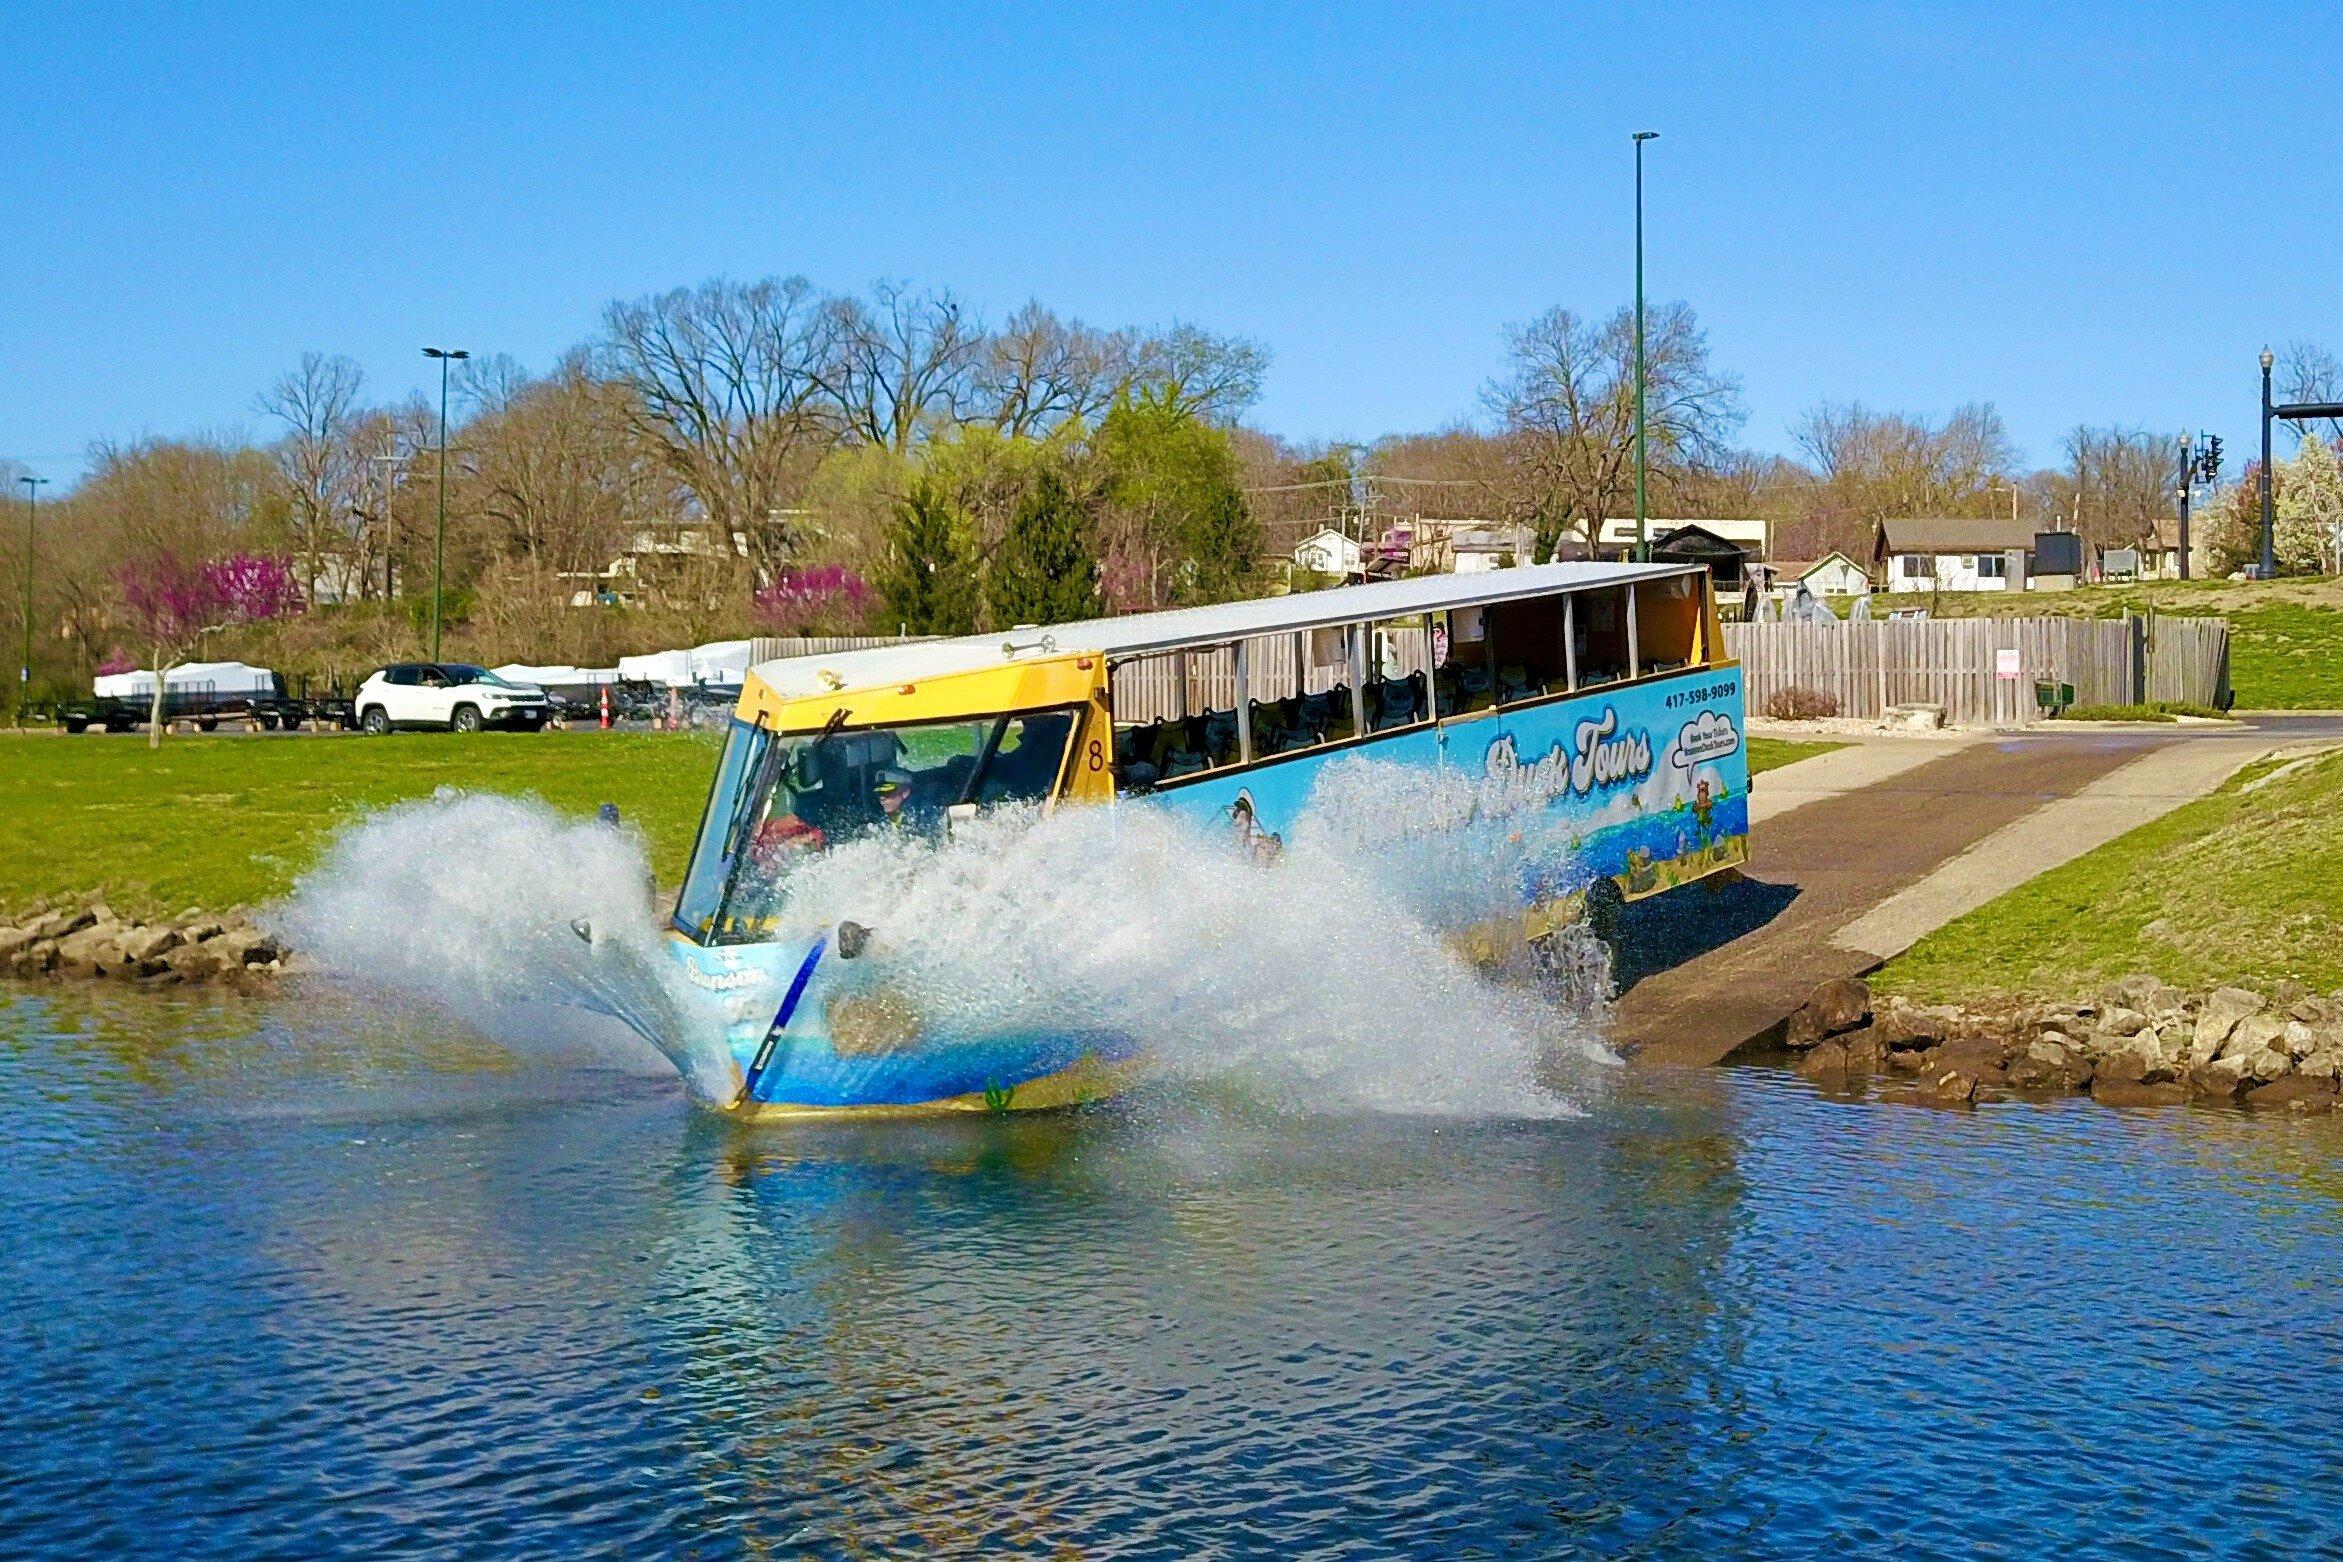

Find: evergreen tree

[876,475,978,635]
[987,468,1102,627]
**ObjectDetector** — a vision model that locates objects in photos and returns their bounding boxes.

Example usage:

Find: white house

[1761,551,1869,601]
[1872,518,2037,593]
[1291,527,1364,581]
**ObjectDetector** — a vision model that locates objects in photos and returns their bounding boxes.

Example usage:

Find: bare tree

[976,302,1141,436]
[815,280,985,453]
[1482,302,1745,556]
[2062,425,2184,548]
[1129,322,1269,424]
[598,275,838,578]
[1792,401,2018,520]
[257,352,369,603]
[2279,341,2343,445]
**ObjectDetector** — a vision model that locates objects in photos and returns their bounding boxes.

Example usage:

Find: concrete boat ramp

[1614,719,2339,1069]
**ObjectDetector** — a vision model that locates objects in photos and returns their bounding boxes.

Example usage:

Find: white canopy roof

[617,639,756,689]
[493,664,617,688]
[94,661,277,699]
[747,560,1697,701]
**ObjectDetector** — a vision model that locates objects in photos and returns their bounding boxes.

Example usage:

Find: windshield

[442,665,517,687]
[673,708,1080,945]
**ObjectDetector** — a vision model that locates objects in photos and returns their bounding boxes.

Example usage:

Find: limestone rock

[1919,1065,1982,1104]
[202,928,282,968]
[2009,1037,2094,1091]
[1841,1031,1884,1074]
[2092,1079,2191,1107]
[2193,987,2266,1056]
[2217,1014,2287,1063]
[2192,1054,2252,1097]
[1932,1035,2010,1084]
[2098,1007,2150,1039]
[162,942,227,980]
[1876,1001,1956,1051]
[119,925,182,964]
[2109,974,2171,1013]
[2282,1020,2319,1061]
[2237,1048,2291,1085]
[2298,1049,2343,1081]
[0,925,37,963]
[2289,994,2331,1025]
[26,908,93,942]
[1796,1040,1850,1080]
[1807,977,1871,1038]
[2244,1075,2341,1112]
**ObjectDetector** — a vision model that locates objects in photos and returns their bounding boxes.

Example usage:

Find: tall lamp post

[16,474,48,731]
[2261,352,2343,580]
[422,346,468,661]
[1632,131,1659,563]
[2259,349,2277,579]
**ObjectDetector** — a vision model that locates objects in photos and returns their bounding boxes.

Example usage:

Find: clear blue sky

[3,2,2336,487]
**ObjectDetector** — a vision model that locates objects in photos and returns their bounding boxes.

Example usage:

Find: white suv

[355,663,553,734]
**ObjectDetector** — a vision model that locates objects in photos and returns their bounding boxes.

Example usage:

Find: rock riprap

[1774,975,2343,1112]
[0,901,285,988]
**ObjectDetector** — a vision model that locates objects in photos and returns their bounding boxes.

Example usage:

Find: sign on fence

[1994,647,2021,681]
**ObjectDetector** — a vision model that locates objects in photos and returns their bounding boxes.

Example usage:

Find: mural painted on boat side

[1150,666,1749,915]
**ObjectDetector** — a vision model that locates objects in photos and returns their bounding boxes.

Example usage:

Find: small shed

[1649,523,1759,591]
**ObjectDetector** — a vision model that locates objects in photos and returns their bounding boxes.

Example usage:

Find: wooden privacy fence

[1724,615,2230,725]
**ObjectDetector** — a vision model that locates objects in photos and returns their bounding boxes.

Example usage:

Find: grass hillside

[1878,749,2343,1002]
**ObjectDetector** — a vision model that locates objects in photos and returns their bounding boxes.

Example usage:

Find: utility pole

[15,474,48,731]
[369,447,409,601]
[1632,131,1658,563]
[422,346,469,659]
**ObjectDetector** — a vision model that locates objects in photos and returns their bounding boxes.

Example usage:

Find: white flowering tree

[2275,434,2343,574]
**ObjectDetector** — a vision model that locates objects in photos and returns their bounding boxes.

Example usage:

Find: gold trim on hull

[728,1053,1147,1123]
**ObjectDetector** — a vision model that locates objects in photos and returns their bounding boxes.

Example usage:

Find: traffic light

[2199,434,2223,484]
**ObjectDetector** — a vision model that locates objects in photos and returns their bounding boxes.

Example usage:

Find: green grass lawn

[1877,749,2343,1003]
[0,731,723,919]
[1747,737,1845,775]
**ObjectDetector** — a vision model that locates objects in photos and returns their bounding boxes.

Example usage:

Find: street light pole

[16,475,48,731]
[1632,131,1659,563]
[422,347,469,660]
[2175,433,2193,584]
[2259,348,2277,579]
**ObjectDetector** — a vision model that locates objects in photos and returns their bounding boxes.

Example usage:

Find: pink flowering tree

[115,552,302,746]
[752,564,873,637]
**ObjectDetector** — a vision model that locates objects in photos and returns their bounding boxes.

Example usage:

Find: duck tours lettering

[1569,709,1653,796]
[1474,706,1654,814]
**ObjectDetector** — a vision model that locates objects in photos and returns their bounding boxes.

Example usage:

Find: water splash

[277,767,1616,1119]
[273,791,738,1102]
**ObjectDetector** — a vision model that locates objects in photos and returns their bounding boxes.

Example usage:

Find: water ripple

[3,994,2341,1556]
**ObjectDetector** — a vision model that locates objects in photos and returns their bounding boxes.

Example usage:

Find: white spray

[278,765,1615,1119]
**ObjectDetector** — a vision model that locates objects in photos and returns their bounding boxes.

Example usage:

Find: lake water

[5,986,2341,1558]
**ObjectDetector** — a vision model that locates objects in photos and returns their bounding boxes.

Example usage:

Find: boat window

[1484,593,1571,705]
[688,707,1079,945]
[1634,574,1703,673]
[1573,586,1632,686]
[673,718,769,939]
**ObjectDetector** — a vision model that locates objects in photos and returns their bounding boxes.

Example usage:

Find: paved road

[1611,719,2331,1068]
